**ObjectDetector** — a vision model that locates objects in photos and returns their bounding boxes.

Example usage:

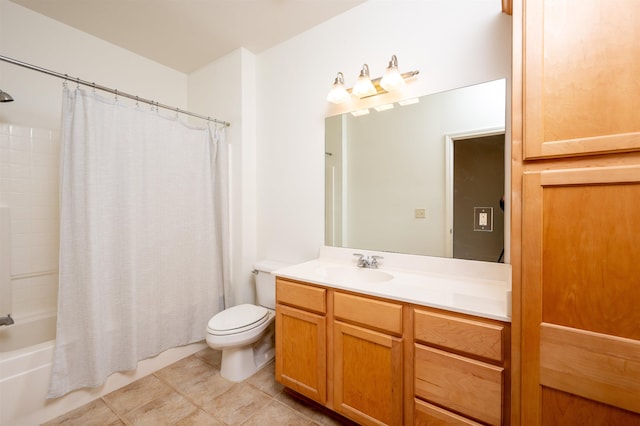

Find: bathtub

[0,313,207,426]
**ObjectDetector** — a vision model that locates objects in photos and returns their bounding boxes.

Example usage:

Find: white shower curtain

[48,87,230,398]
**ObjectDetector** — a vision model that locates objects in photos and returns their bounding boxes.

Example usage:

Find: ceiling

[10,0,367,73]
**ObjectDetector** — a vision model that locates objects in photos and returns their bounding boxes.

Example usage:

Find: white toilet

[206,260,288,382]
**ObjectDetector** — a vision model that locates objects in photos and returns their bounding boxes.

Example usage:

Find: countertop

[273,247,512,322]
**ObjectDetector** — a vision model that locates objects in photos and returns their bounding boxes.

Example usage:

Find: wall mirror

[325,79,506,262]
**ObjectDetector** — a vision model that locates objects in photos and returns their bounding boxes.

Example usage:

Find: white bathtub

[0,314,207,426]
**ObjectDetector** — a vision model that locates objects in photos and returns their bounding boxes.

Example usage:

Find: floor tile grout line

[100,395,133,426]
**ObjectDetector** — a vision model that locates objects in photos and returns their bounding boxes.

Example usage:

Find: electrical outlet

[415,208,426,219]
[479,212,488,226]
[474,207,493,231]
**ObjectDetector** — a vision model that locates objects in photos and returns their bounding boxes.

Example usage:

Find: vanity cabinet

[413,307,508,426]
[333,292,404,425]
[275,279,327,403]
[275,277,511,425]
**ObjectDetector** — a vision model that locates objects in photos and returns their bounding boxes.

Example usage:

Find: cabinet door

[334,321,403,426]
[522,166,640,424]
[523,0,640,159]
[275,303,326,403]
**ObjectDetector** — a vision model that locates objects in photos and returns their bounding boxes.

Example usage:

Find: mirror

[325,79,506,262]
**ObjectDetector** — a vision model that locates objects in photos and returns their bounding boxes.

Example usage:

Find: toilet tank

[254,260,291,310]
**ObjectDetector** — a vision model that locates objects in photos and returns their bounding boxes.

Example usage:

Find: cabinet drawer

[414,399,482,426]
[334,291,403,335]
[415,344,503,426]
[414,308,504,362]
[276,279,326,314]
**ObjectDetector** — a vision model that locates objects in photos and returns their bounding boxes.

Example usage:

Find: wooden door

[334,321,403,425]
[521,165,640,424]
[523,0,640,159]
[275,303,326,403]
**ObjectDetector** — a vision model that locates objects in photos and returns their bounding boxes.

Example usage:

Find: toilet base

[219,323,275,382]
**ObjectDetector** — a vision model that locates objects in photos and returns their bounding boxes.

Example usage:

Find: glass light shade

[352,75,376,97]
[380,67,404,92]
[326,82,350,104]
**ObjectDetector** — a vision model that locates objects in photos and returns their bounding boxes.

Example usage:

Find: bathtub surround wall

[0,123,60,322]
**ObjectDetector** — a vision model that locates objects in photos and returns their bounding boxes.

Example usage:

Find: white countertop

[273,246,512,322]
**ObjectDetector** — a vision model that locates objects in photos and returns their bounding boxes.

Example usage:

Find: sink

[319,266,394,284]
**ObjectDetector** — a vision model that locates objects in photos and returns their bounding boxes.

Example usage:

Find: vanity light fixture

[326,72,350,104]
[352,64,377,98]
[326,55,419,104]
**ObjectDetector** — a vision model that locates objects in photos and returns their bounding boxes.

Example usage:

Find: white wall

[188,48,258,305]
[256,0,511,263]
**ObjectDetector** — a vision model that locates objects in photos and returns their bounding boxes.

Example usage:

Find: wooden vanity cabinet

[413,307,509,426]
[275,278,327,403]
[275,278,511,425]
[333,292,404,425]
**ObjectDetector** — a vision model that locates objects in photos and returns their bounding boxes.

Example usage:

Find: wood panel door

[334,321,403,425]
[523,0,640,159]
[275,303,326,404]
[521,165,640,424]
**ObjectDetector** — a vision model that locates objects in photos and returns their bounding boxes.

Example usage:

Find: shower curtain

[48,87,230,398]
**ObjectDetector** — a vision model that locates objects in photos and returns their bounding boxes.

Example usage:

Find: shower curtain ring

[92,82,96,93]
[76,77,80,90]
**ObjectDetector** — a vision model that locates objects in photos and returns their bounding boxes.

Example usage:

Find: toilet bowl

[205,260,289,382]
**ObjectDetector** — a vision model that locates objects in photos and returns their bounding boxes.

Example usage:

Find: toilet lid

[207,304,269,335]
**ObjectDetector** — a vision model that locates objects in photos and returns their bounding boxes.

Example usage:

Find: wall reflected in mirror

[325,79,506,262]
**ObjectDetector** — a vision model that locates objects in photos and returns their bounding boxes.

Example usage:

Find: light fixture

[380,55,405,92]
[326,55,419,103]
[352,64,377,98]
[326,72,350,104]
[0,90,13,102]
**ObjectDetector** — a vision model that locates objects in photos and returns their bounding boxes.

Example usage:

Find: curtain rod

[0,54,231,127]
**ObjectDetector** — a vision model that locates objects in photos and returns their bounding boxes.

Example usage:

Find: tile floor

[44,347,356,425]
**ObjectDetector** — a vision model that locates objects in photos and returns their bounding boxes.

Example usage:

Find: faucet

[353,253,384,269]
[0,314,14,327]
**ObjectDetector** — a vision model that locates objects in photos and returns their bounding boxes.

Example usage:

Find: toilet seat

[207,304,269,336]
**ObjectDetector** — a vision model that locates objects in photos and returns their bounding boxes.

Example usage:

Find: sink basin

[319,266,394,284]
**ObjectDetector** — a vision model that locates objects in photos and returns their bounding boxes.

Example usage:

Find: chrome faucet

[353,253,384,269]
[0,314,14,327]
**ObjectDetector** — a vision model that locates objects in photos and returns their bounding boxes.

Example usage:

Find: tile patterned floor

[43,347,356,426]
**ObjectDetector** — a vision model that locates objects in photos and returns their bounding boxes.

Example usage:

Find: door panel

[522,165,640,422]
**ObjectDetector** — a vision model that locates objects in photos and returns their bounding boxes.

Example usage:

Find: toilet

[206,260,288,382]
